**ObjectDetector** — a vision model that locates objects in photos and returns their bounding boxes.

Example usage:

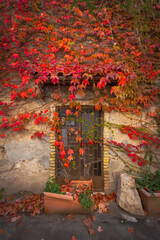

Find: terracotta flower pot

[44,192,90,214]
[138,188,160,216]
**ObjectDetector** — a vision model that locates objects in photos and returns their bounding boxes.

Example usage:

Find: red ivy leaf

[2,117,8,122]
[79,148,84,156]
[66,109,72,116]
[71,236,77,240]
[89,139,93,145]
[38,132,44,138]
[22,75,30,84]
[54,141,60,147]
[68,155,73,161]
[24,113,30,119]
[12,54,19,59]
[27,88,33,93]
[95,104,101,111]
[13,128,20,131]
[128,227,134,234]
[50,75,59,84]
[68,149,74,155]
[0,111,5,116]
[33,113,37,119]
[43,117,48,123]
[21,92,28,99]
[74,111,79,117]
[82,79,89,87]
[69,94,76,101]
[34,117,42,125]
[32,93,36,98]
[60,150,66,156]
[76,136,82,142]
[54,112,59,117]
[35,79,43,84]
[73,6,83,17]
[64,162,69,168]
[53,93,60,100]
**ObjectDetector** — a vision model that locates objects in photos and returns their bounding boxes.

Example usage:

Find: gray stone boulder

[116,172,144,216]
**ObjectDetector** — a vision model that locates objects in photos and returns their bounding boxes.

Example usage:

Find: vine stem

[105,10,115,44]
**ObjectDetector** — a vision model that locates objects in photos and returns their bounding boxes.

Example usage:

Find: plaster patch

[4,139,50,169]
[0,158,50,194]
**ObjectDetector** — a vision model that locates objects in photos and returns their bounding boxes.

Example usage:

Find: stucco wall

[0,87,158,194]
[0,135,50,194]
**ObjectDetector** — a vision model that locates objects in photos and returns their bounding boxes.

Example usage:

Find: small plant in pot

[43,177,93,214]
[78,189,93,210]
[125,165,160,215]
[44,176,62,194]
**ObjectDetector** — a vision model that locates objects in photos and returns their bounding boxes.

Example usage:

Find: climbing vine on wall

[0,0,159,169]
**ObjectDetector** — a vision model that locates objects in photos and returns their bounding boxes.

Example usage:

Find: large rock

[116,172,144,216]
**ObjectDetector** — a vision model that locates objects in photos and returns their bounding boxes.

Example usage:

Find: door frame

[55,105,104,191]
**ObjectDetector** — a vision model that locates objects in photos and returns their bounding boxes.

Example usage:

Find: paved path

[0,202,160,240]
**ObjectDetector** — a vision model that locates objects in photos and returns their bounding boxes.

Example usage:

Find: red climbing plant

[0,0,159,170]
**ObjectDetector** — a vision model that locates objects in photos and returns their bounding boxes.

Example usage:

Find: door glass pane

[57,108,102,185]
[62,129,67,147]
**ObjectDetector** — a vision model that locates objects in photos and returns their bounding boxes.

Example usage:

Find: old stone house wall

[0,86,158,195]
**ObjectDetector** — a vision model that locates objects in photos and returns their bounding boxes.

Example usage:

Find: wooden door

[56,107,103,191]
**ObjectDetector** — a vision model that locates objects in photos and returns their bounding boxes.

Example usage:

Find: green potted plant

[78,189,93,211]
[44,176,61,194]
[125,165,160,215]
[43,177,93,214]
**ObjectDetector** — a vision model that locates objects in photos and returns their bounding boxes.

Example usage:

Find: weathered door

[56,107,103,191]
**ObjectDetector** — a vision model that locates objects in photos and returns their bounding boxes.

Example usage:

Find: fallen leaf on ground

[98,202,108,213]
[128,227,134,234]
[30,211,35,217]
[0,229,4,235]
[88,228,95,236]
[66,214,75,220]
[143,209,148,216]
[6,218,11,223]
[92,215,96,221]
[71,236,77,240]
[35,208,40,214]
[11,216,18,222]
[15,221,22,226]
[0,194,44,220]
[93,204,98,211]
[106,192,117,202]
[5,195,16,202]
[83,217,92,228]
[97,209,103,213]
[97,226,103,232]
